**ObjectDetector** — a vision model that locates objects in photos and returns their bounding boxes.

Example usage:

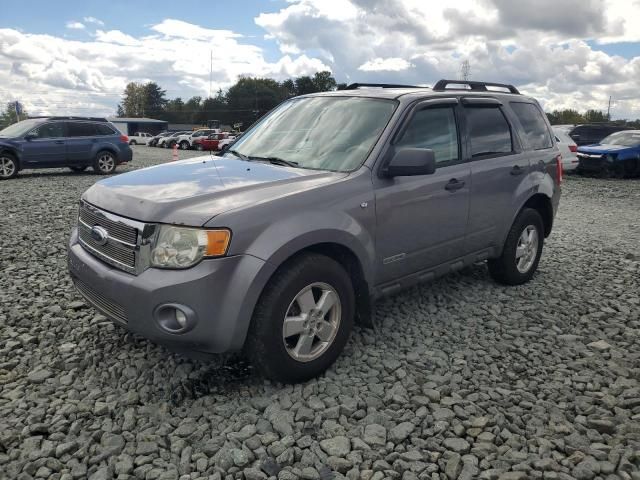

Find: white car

[553,127,579,172]
[128,132,153,145]
[157,131,190,148]
[175,129,219,150]
[217,135,237,151]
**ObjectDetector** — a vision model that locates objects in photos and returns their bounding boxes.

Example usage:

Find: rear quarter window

[95,124,116,135]
[510,102,552,150]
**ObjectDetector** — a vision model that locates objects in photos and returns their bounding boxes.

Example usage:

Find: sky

[1,0,639,119]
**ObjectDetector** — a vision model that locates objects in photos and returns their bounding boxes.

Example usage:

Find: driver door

[20,121,67,167]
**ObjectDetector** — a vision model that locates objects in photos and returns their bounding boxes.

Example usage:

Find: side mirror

[24,133,36,141]
[384,148,436,177]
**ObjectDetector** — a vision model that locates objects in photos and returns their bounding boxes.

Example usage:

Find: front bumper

[577,153,606,172]
[67,228,267,353]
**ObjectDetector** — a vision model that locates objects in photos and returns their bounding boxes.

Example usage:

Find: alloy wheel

[515,225,539,273]
[98,153,115,173]
[282,282,342,362]
[0,156,16,178]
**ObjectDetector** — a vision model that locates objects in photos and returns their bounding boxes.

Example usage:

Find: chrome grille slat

[78,202,141,274]
[73,277,128,324]
[79,206,137,245]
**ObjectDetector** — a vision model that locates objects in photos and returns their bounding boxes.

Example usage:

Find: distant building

[108,117,168,136]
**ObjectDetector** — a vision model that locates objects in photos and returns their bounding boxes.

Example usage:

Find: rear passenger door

[463,98,531,254]
[66,122,98,164]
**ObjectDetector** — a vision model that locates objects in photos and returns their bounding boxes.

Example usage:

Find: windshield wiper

[227,149,249,161]
[248,155,300,168]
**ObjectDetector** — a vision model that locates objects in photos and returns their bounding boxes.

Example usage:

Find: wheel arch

[0,147,20,170]
[521,193,554,238]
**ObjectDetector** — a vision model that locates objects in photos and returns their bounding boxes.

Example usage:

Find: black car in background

[566,123,629,146]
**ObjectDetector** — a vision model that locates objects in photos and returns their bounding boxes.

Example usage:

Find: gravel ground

[1,147,639,480]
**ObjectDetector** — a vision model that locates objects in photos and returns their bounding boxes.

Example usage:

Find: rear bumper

[117,147,133,164]
[67,227,268,353]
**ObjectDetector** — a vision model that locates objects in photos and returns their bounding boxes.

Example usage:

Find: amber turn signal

[205,230,231,257]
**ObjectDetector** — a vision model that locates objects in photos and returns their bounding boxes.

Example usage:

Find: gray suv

[68,80,562,382]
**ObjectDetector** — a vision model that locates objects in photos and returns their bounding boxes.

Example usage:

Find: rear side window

[396,107,459,165]
[510,102,552,150]
[95,124,116,135]
[466,107,513,157]
[31,122,65,138]
[67,122,98,137]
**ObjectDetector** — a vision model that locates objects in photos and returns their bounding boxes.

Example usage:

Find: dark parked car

[68,80,561,382]
[0,116,132,179]
[577,130,640,177]
[567,123,629,146]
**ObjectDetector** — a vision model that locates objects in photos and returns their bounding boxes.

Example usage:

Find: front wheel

[93,151,117,175]
[245,253,355,383]
[488,208,544,285]
[0,153,18,179]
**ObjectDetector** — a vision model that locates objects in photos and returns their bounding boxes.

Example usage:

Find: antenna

[460,60,471,81]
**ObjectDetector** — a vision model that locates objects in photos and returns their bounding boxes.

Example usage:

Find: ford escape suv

[0,116,132,179]
[68,80,562,382]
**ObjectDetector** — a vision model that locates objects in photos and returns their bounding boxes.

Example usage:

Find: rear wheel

[180,141,190,150]
[129,140,137,145]
[93,151,117,175]
[245,253,355,383]
[0,153,18,179]
[69,166,87,173]
[488,208,544,285]
[196,143,203,151]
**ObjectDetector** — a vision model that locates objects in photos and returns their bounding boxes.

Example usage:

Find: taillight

[569,145,577,153]
[120,135,129,143]
[556,154,563,185]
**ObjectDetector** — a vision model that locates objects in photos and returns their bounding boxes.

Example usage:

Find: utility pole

[209,50,213,99]
[460,60,471,81]
[607,95,612,121]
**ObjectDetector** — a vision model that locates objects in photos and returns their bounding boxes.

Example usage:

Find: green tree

[121,82,144,117]
[0,102,25,128]
[226,77,287,128]
[584,109,607,123]
[142,82,168,118]
[312,71,337,92]
[294,75,317,95]
[546,109,585,125]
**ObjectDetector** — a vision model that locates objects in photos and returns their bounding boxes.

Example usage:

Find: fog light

[155,304,197,334]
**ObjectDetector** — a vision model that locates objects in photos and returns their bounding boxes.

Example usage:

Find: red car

[194,133,229,151]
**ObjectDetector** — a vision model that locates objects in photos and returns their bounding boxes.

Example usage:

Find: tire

[196,143,203,151]
[69,166,87,173]
[129,140,136,145]
[488,208,544,285]
[180,141,190,150]
[245,253,355,383]
[0,152,18,180]
[93,151,117,175]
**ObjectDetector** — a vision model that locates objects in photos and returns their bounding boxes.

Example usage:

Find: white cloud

[256,0,640,118]
[65,21,85,30]
[83,16,105,26]
[0,20,330,117]
[359,57,413,72]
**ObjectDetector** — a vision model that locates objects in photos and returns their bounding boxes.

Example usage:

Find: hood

[83,155,347,226]
[578,144,634,155]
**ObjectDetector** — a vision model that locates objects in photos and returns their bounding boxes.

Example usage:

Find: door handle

[54,140,65,144]
[510,165,525,175]
[445,178,465,191]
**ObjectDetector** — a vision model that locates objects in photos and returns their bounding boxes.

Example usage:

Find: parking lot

[1,146,639,479]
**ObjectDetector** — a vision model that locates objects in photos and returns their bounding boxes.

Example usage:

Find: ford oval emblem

[90,226,109,246]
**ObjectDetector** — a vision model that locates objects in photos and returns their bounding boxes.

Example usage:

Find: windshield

[228,96,397,172]
[0,119,42,138]
[600,131,640,147]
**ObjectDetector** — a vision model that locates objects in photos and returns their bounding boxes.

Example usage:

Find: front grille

[78,202,139,274]
[73,277,128,324]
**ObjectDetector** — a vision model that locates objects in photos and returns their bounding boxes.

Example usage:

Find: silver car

[68,80,562,382]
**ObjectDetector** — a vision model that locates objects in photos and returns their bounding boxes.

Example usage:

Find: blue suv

[0,116,132,180]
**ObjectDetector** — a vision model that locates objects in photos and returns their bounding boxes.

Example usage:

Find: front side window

[67,122,98,137]
[231,96,397,172]
[510,102,552,150]
[395,106,459,165]
[466,107,513,157]
[31,122,65,139]
[0,119,42,138]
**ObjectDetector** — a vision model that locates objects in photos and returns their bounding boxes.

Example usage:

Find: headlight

[150,225,231,269]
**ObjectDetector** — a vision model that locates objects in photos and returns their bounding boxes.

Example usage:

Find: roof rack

[27,116,109,122]
[433,80,520,95]
[345,83,422,90]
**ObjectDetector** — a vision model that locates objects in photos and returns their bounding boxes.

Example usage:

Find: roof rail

[345,83,422,90]
[27,116,109,122]
[433,80,520,94]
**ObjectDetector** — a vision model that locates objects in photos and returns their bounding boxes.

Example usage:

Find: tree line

[116,71,344,129]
